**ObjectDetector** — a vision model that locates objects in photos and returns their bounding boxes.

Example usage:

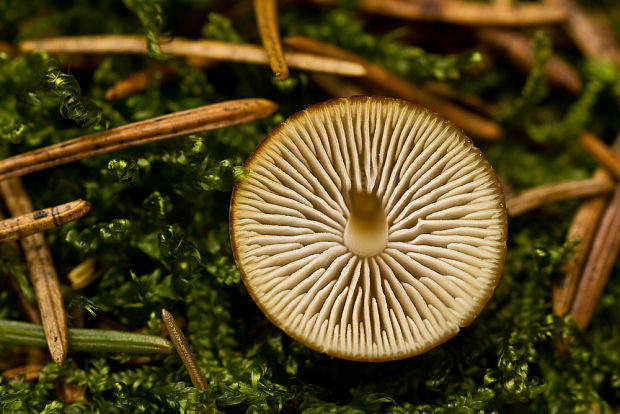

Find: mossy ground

[1,1,620,412]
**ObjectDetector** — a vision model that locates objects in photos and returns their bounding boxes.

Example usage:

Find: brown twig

[58,380,86,404]
[19,35,366,77]
[550,0,620,69]
[497,175,517,201]
[5,273,42,324]
[552,169,611,315]
[477,28,582,93]
[570,182,620,327]
[562,132,620,325]
[283,36,501,140]
[422,81,498,117]
[0,199,90,243]
[161,309,208,390]
[0,42,14,57]
[254,0,289,80]
[0,178,68,365]
[0,98,277,181]
[2,363,45,382]
[67,258,106,290]
[505,177,614,216]
[0,206,42,324]
[105,58,219,101]
[105,64,177,101]
[311,0,567,26]
[309,73,368,98]
[579,131,620,181]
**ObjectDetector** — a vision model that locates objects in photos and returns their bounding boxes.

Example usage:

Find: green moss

[1,1,620,413]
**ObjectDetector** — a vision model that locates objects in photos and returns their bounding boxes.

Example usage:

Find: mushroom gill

[230,96,507,362]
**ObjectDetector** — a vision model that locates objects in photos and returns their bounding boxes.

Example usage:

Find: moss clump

[1,1,620,413]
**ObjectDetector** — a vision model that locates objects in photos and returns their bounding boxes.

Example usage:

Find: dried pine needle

[0,319,173,354]
[309,73,368,98]
[105,64,176,101]
[283,36,501,140]
[553,133,620,316]
[477,28,582,93]
[161,309,208,390]
[0,199,90,243]
[0,99,277,181]
[67,258,106,290]
[551,0,620,68]
[0,178,68,365]
[552,169,611,315]
[570,184,620,327]
[506,177,614,216]
[311,0,567,26]
[579,131,620,180]
[254,0,289,80]
[19,35,367,77]
[2,363,45,382]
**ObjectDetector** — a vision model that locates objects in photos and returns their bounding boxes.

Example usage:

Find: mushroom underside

[231,97,507,361]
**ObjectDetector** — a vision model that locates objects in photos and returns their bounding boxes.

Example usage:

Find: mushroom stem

[344,190,388,257]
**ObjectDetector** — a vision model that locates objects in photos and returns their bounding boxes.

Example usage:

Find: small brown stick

[550,0,620,69]
[105,64,176,101]
[0,98,277,181]
[0,199,90,243]
[0,42,14,57]
[497,175,517,201]
[2,363,45,382]
[579,132,620,181]
[505,177,614,216]
[422,81,498,117]
[477,28,582,93]
[19,35,366,77]
[0,178,68,365]
[58,380,86,404]
[0,207,42,324]
[311,0,567,26]
[254,0,288,80]
[67,258,106,290]
[284,36,501,139]
[309,73,368,98]
[492,0,512,9]
[106,59,218,101]
[5,274,42,324]
[552,169,611,315]
[161,309,208,390]
[570,183,620,327]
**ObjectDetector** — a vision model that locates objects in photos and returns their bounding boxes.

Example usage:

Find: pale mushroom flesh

[230,96,507,362]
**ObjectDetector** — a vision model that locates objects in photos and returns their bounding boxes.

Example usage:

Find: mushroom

[230,96,507,361]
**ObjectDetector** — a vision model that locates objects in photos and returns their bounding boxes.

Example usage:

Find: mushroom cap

[230,96,507,362]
